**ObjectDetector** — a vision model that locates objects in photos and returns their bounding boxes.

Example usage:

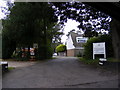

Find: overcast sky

[61,19,80,44]
[0,0,7,19]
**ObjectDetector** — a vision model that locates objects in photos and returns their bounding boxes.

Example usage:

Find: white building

[66,31,88,57]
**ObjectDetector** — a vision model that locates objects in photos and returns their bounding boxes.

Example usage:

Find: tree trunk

[27,45,30,59]
[43,18,47,59]
[110,18,120,60]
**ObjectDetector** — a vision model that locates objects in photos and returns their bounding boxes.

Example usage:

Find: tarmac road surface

[2,57,119,88]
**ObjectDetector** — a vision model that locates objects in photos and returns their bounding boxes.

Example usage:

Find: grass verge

[78,57,99,66]
[78,57,120,65]
[78,57,120,72]
[8,67,15,70]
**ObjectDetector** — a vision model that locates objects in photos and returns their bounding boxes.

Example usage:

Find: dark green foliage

[84,35,114,59]
[0,34,2,59]
[2,2,60,60]
[52,2,111,35]
[56,44,66,52]
[46,44,54,59]
[36,40,53,60]
[79,57,99,65]
[77,52,83,57]
[2,34,16,59]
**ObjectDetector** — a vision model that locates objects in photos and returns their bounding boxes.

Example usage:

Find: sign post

[93,42,106,59]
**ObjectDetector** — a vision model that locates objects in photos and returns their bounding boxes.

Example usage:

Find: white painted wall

[66,34,75,50]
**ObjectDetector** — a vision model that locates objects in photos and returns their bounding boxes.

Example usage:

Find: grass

[107,58,120,62]
[8,67,15,70]
[79,57,119,63]
[78,57,120,72]
[51,57,57,59]
[2,67,15,74]
[78,57,99,66]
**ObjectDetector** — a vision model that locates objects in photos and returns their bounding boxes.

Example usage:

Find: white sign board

[33,43,38,48]
[76,37,88,43]
[93,42,106,59]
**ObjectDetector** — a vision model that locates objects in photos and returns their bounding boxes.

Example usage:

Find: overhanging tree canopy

[51,2,111,36]
[51,2,120,60]
[2,2,61,59]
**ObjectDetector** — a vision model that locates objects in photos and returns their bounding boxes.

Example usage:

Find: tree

[84,2,120,60]
[51,2,111,35]
[2,2,58,59]
[2,19,16,59]
[110,18,120,60]
[51,23,64,53]
[0,35,1,59]
[84,34,113,59]
[51,2,120,59]
[56,44,66,53]
[51,23,64,43]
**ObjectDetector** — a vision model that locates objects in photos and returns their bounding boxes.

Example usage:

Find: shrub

[77,52,83,57]
[34,39,54,60]
[36,44,53,60]
[84,35,114,59]
[2,35,16,59]
[78,57,99,65]
[56,44,66,52]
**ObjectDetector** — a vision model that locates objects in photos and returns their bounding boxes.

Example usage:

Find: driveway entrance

[2,57,119,88]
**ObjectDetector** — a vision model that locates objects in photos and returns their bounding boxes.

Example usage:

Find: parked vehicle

[53,53,57,56]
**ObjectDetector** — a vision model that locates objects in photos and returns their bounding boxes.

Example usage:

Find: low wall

[67,49,84,57]
[74,49,84,57]
[58,52,66,56]
[67,49,75,57]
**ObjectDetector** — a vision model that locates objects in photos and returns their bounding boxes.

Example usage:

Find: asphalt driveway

[2,57,119,88]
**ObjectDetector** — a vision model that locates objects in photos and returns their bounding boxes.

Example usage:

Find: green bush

[84,35,114,59]
[77,52,83,57]
[46,44,53,59]
[78,57,99,65]
[2,35,16,59]
[36,40,53,60]
[56,44,66,52]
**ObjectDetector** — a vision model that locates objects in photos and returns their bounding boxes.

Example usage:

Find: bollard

[99,58,107,65]
[0,62,8,71]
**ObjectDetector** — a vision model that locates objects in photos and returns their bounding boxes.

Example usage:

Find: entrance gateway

[93,42,106,59]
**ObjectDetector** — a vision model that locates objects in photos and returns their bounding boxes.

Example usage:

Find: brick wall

[67,49,84,57]
[58,52,66,56]
[74,49,84,57]
[67,49,75,57]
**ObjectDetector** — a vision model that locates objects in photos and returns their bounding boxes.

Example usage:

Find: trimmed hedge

[84,35,114,59]
[56,44,66,52]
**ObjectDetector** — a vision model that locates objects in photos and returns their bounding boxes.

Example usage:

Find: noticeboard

[93,42,106,59]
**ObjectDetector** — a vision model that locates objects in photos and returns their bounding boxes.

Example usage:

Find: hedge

[84,35,114,59]
[56,44,66,52]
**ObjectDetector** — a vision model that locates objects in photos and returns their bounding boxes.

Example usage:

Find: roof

[70,32,86,47]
